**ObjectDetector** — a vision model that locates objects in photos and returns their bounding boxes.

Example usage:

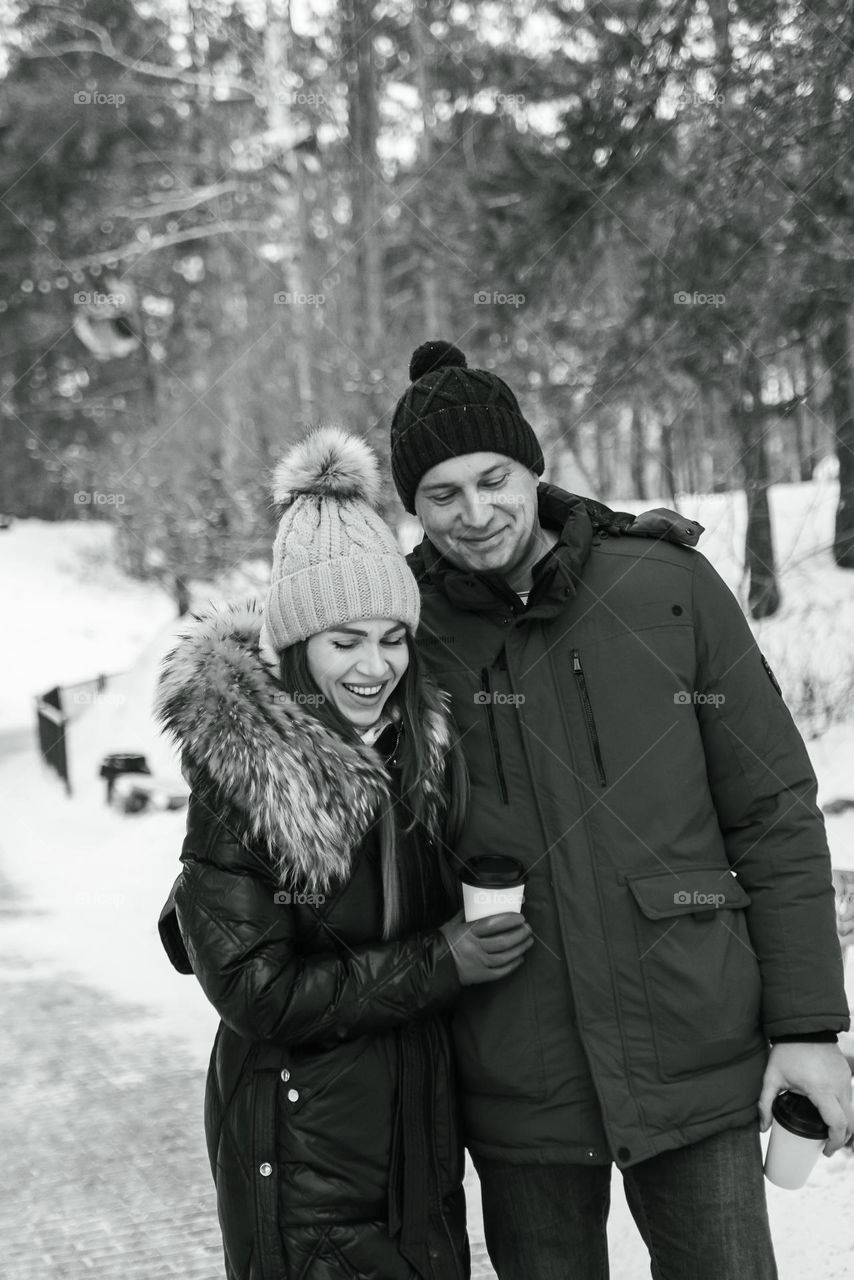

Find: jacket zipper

[480,667,509,805]
[571,650,607,787]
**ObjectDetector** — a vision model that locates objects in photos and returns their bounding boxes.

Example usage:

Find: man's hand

[759,1043,854,1156]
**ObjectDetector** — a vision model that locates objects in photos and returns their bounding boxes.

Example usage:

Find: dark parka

[407,483,850,1171]
[155,600,469,1280]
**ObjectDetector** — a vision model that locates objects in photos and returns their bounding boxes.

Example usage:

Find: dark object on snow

[111,772,187,814]
[111,773,154,813]
[823,797,854,816]
[0,513,13,530]
[98,752,150,803]
[36,686,70,796]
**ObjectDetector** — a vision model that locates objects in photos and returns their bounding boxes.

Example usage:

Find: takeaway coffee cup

[459,855,527,922]
[764,1090,829,1189]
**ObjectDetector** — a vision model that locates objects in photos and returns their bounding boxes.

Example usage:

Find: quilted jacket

[155,601,470,1280]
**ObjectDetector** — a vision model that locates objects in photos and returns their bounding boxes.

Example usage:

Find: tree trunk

[174,573,192,616]
[265,0,315,419]
[702,385,731,492]
[594,415,613,498]
[659,414,678,506]
[820,304,854,567]
[629,404,647,499]
[791,343,813,482]
[342,0,385,432]
[412,0,444,334]
[734,353,780,618]
[682,403,699,495]
[801,334,824,479]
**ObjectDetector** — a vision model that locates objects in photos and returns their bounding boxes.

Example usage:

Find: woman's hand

[439,909,534,986]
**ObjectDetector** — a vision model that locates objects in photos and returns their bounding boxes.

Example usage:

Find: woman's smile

[340,680,388,702]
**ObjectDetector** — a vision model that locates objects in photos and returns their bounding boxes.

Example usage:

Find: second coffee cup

[764,1090,829,1190]
[459,855,527,922]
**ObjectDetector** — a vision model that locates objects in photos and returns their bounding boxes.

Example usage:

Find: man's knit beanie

[390,339,544,513]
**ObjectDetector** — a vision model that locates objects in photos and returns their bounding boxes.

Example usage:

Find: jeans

[472,1123,778,1280]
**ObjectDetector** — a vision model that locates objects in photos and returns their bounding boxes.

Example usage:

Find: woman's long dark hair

[277,628,469,938]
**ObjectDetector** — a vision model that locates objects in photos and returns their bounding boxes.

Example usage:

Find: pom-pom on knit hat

[389,339,545,513]
[260,426,421,656]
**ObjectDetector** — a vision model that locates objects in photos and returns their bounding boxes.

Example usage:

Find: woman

[155,426,533,1280]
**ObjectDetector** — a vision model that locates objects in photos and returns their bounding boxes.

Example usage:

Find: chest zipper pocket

[571,649,607,787]
[480,667,509,805]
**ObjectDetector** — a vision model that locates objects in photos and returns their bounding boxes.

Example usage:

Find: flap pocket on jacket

[625,867,751,920]
[625,866,763,1080]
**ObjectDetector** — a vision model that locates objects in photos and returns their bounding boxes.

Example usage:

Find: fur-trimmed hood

[154,598,453,893]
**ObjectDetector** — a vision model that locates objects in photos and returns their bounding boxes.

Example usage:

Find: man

[389,339,853,1280]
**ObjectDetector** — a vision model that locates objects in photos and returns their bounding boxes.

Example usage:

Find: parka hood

[154,598,452,893]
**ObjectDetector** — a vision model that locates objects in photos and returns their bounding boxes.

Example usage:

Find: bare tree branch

[111,181,250,220]
[65,221,270,269]
[19,8,262,101]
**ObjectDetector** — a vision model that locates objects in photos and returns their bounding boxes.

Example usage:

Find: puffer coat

[407,484,850,1170]
[154,600,470,1280]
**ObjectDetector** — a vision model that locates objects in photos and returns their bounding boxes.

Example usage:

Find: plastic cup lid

[459,855,527,888]
[771,1090,829,1140]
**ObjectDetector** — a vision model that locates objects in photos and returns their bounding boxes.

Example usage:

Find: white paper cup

[462,881,525,922]
[764,1119,826,1189]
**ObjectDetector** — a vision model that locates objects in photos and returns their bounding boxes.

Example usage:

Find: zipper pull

[572,652,581,674]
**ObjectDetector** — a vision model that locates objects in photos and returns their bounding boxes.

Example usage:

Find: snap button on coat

[259,1163,272,1177]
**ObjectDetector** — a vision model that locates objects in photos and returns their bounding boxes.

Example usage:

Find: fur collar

[154,598,452,893]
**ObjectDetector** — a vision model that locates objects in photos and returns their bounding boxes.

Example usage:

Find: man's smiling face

[414,451,540,573]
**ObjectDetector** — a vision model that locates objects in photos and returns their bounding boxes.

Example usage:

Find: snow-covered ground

[0,518,176,732]
[2,481,854,1278]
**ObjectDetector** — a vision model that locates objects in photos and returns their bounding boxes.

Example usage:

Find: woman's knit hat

[260,426,421,657]
[390,339,545,513]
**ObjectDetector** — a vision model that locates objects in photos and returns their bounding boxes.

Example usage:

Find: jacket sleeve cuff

[770,1031,839,1044]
